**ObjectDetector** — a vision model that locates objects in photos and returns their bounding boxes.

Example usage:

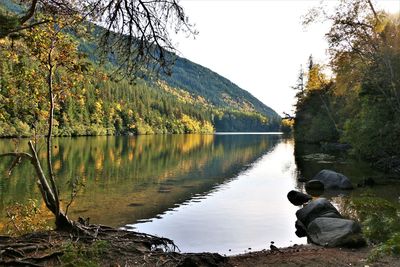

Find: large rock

[287,190,312,206]
[305,180,324,196]
[307,217,366,247]
[313,170,353,190]
[295,220,307,237]
[305,180,324,191]
[296,198,342,227]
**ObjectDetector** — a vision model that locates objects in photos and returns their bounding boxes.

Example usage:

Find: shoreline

[1,229,399,266]
[227,244,386,267]
[0,131,283,139]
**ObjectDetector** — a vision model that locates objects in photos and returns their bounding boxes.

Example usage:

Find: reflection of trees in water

[0,134,279,228]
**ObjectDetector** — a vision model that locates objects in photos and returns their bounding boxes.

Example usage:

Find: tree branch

[366,0,380,25]
[19,0,38,25]
[2,20,50,37]
[0,152,33,161]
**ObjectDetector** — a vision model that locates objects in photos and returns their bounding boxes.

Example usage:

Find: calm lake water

[0,134,399,255]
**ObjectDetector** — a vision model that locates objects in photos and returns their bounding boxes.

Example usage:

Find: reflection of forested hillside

[0,134,279,228]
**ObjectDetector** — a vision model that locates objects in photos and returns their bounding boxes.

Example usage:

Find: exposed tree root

[0,225,226,266]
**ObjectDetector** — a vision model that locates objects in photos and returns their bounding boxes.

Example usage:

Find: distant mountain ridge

[163,56,280,121]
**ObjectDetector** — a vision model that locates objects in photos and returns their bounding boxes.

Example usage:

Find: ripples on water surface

[1,134,399,255]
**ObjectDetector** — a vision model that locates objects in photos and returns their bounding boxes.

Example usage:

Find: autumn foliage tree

[0,0,195,231]
[1,15,89,229]
[296,0,400,159]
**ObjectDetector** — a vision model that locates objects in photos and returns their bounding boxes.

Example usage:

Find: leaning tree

[0,0,195,231]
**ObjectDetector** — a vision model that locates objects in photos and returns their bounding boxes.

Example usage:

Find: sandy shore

[226,244,399,267]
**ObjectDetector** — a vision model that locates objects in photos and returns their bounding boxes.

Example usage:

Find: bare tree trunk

[47,40,61,219]
[1,141,74,230]
[27,141,74,229]
[28,141,56,212]
[43,37,73,230]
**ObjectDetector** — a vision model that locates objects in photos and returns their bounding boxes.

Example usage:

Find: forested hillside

[293,1,400,169]
[163,57,279,120]
[0,1,280,137]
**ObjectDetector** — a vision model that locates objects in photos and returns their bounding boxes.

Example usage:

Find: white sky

[172,0,400,115]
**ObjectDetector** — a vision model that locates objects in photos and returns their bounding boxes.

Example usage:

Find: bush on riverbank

[342,193,400,260]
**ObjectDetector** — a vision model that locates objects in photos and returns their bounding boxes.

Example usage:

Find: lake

[0,134,399,255]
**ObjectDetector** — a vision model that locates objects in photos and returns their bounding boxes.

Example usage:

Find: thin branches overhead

[1,0,196,77]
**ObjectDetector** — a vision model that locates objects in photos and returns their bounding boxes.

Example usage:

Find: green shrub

[60,240,110,267]
[5,199,51,236]
[345,194,400,260]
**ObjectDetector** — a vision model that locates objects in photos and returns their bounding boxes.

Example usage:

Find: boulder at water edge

[313,169,353,190]
[305,180,324,191]
[295,220,307,237]
[287,190,312,206]
[307,217,366,247]
[305,180,324,196]
[296,198,342,227]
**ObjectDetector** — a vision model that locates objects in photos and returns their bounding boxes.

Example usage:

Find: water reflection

[293,142,400,250]
[129,138,306,255]
[2,135,399,254]
[0,134,281,229]
[294,142,400,203]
